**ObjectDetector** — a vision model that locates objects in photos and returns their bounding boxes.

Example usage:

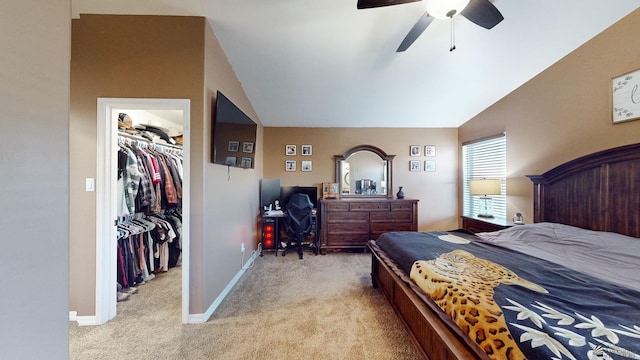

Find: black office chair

[282,193,314,259]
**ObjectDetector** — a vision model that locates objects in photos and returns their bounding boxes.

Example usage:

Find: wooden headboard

[527,142,640,238]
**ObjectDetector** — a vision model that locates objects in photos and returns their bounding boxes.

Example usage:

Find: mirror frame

[334,145,395,199]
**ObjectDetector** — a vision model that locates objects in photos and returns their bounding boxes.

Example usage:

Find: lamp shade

[427,0,471,19]
[469,179,501,196]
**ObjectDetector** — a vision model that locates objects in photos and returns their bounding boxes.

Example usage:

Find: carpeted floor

[69,252,422,359]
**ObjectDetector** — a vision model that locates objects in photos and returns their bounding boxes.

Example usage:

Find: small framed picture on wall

[425,145,436,157]
[301,145,312,156]
[225,156,237,166]
[228,141,239,152]
[242,142,254,153]
[410,145,421,157]
[301,160,312,172]
[285,160,296,171]
[425,160,436,172]
[410,160,421,172]
[285,144,297,156]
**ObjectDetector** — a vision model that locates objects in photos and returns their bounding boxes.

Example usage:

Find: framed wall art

[410,160,421,172]
[301,160,312,172]
[425,160,436,172]
[424,145,436,157]
[301,145,312,156]
[285,144,297,155]
[242,142,254,153]
[225,156,237,166]
[410,145,421,156]
[612,68,640,123]
[285,160,296,171]
[228,141,239,152]
[241,157,252,168]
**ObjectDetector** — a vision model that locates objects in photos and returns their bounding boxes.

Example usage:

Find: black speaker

[261,217,277,250]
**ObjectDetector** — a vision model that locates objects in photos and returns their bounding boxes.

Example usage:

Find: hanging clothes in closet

[116,134,183,293]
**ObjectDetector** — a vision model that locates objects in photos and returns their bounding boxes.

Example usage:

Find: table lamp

[469,179,501,218]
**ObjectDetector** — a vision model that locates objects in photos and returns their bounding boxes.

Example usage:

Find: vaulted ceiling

[73,1,639,128]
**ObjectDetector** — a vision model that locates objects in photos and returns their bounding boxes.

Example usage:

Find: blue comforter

[375,230,640,360]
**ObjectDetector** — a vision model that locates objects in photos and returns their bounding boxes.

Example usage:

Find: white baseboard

[188,250,260,324]
[69,311,99,326]
[70,250,260,326]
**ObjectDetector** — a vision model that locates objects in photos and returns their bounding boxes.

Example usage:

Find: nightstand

[461,215,512,233]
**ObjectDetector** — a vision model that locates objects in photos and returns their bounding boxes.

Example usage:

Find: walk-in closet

[112,107,186,313]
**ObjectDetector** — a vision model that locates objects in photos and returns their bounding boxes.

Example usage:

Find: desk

[260,212,319,256]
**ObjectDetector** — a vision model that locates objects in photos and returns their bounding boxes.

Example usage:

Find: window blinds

[462,134,506,218]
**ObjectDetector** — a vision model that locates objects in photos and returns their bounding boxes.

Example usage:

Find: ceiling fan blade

[460,0,504,29]
[357,0,420,10]
[397,11,434,52]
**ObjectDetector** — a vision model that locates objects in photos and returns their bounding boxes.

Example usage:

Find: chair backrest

[285,193,314,233]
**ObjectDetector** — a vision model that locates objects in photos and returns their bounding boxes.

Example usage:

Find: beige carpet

[69,252,422,359]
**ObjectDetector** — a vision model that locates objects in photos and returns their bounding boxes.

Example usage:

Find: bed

[368,142,640,360]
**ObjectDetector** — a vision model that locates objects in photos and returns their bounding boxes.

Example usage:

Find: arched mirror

[334,145,395,199]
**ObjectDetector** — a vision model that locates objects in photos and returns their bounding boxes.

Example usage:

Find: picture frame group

[284,144,313,171]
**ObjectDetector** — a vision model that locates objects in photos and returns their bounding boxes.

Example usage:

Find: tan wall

[459,8,640,224]
[70,14,260,316]
[70,14,205,316]
[202,22,262,313]
[263,128,459,231]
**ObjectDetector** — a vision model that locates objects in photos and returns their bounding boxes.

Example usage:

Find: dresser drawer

[326,233,371,246]
[326,211,369,223]
[370,211,412,222]
[324,201,350,211]
[390,202,414,211]
[349,202,390,211]
[327,222,370,234]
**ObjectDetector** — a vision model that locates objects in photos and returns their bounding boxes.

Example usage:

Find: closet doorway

[96,98,190,324]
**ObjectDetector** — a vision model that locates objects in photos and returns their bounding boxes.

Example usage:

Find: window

[462,134,506,219]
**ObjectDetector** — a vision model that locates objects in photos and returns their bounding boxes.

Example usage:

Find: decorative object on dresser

[319,198,418,253]
[396,186,405,199]
[461,215,511,233]
[322,182,339,199]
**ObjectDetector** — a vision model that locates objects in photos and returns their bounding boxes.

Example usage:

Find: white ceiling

[73,0,639,128]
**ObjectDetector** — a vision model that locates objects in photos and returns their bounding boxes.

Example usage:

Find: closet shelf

[118,131,183,152]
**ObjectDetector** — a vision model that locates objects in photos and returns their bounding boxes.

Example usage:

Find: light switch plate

[85,178,95,192]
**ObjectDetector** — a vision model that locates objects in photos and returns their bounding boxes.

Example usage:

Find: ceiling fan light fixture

[426,0,471,19]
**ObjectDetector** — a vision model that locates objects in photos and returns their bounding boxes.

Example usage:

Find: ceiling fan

[357,0,504,52]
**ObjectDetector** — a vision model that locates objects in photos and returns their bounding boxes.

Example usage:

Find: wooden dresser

[319,198,418,253]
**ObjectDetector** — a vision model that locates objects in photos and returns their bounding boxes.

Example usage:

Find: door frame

[96,97,190,324]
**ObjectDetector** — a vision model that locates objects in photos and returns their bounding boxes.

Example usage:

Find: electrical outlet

[241,243,245,253]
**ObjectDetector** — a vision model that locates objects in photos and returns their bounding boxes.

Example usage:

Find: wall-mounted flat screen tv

[211,90,257,168]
